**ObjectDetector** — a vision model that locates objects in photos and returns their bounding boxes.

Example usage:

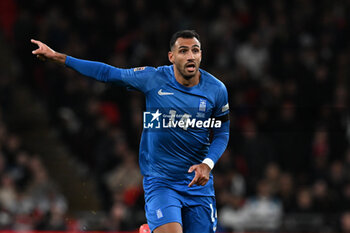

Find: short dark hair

[169,30,200,50]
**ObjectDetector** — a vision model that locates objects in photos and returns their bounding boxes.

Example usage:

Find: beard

[182,73,195,80]
[175,63,198,80]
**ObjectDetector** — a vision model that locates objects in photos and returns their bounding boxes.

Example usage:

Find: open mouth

[185,63,196,72]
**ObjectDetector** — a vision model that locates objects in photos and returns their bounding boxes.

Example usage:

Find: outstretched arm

[31,39,67,64]
[31,39,121,83]
[31,39,156,92]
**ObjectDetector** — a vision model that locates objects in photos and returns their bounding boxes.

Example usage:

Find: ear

[168,51,174,64]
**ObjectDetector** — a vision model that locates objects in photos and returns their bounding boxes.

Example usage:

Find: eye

[192,48,200,53]
[179,49,187,54]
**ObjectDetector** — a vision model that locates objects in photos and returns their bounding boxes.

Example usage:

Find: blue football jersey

[65,57,229,196]
[117,65,229,196]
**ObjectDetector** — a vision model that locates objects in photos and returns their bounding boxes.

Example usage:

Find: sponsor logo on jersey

[158,89,174,96]
[133,66,146,72]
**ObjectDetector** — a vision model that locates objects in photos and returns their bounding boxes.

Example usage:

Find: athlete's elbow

[98,66,111,82]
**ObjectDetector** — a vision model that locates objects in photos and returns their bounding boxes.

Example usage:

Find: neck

[173,67,200,87]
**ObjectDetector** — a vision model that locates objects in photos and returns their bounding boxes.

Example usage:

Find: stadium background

[0,0,350,232]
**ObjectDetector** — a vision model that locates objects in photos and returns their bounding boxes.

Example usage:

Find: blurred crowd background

[0,0,350,232]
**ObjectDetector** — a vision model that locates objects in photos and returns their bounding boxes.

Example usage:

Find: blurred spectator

[219,194,247,232]
[104,150,142,208]
[293,187,315,213]
[264,162,281,195]
[272,101,304,172]
[239,120,275,188]
[104,200,131,231]
[328,160,347,197]
[12,190,35,231]
[102,190,144,231]
[229,169,246,198]
[277,172,295,213]
[3,134,22,165]
[235,32,269,79]
[340,212,350,233]
[312,179,335,214]
[10,151,31,191]
[283,187,325,232]
[310,126,330,181]
[311,126,330,161]
[36,200,68,231]
[0,173,17,212]
[243,179,282,231]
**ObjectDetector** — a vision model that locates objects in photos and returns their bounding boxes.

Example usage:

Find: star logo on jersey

[158,89,174,96]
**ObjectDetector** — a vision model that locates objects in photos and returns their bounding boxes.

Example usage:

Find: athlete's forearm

[52,52,67,65]
[204,120,230,168]
[65,56,122,83]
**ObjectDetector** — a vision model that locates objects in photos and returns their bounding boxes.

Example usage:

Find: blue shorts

[144,187,217,233]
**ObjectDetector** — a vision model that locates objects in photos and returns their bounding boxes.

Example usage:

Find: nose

[187,51,195,60]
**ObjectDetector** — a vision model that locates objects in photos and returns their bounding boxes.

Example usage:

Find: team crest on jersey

[133,66,146,72]
[199,99,207,112]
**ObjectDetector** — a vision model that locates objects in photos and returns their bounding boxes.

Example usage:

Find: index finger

[188,179,195,187]
[31,39,42,47]
[188,175,198,187]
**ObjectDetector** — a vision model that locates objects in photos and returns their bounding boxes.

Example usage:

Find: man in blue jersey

[31,30,230,233]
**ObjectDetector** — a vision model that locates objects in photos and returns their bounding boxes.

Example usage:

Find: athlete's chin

[182,70,198,80]
[183,73,196,80]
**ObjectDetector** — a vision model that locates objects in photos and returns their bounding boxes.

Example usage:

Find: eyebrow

[178,45,200,49]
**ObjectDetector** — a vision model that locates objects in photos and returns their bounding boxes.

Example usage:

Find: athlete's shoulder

[128,65,170,81]
[131,66,157,73]
[155,65,173,74]
[120,65,170,93]
[200,69,229,115]
[200,69,227,91]
[135,65,171,77]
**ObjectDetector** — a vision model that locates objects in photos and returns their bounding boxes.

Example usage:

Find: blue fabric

[65,56,230,197]
[206,120,230,164]
[65,56,122,83]
[144,178,217,233]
